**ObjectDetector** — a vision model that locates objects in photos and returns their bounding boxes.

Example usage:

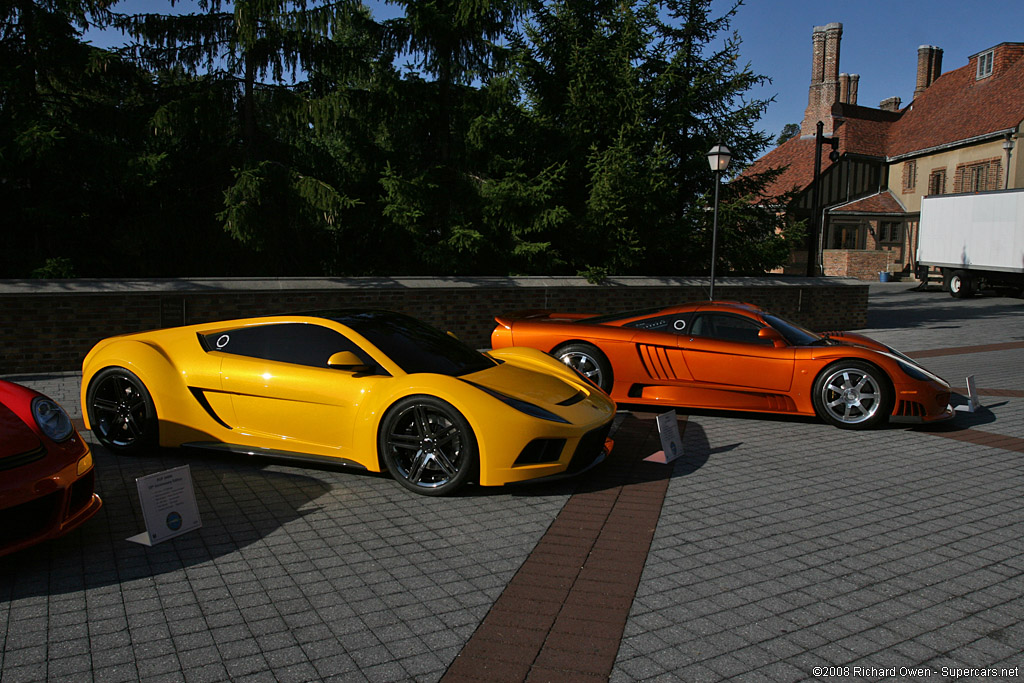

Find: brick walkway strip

[442,413,676,682]
[909,340,1024,358]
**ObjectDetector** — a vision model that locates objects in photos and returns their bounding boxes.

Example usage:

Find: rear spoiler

[493,310,592,329]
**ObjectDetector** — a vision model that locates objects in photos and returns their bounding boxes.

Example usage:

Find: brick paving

[2,282,1024,682]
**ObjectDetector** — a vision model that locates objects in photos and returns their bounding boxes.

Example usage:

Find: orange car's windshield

[763,314,823,346]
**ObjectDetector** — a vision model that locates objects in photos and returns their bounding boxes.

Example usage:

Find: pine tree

[109,0,364,274]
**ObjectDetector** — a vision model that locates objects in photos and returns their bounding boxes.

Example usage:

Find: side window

[201,323,376,369]
[690,314,771,345]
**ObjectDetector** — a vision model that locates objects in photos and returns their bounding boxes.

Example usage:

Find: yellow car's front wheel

[87,367,158,454]
[379,396,477,496]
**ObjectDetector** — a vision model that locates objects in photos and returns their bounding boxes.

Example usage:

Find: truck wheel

[949,270,974,298]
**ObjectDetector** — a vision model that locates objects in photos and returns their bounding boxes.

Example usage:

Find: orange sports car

[492,301,954,429]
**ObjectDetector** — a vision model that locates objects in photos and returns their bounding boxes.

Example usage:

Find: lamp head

[707,144,732,173]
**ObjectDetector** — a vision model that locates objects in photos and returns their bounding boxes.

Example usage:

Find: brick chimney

[801,23,843,137]
[914,45,943,98]
[838,73,859,104]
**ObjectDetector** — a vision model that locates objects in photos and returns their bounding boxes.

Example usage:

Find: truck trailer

[916,189,1024,298]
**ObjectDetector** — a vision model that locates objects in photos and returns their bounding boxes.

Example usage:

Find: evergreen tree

[0,0,163,277]
[110,0,363,274]
[501,0,792,278]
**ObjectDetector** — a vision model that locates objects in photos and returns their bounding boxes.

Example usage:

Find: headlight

[470,384,569,424]
[32,397,74,442]
[898,361,936,383]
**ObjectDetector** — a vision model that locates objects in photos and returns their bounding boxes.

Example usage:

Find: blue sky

[85,0,1024,144]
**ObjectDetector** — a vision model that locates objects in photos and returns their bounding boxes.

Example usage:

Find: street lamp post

[706,144,732,301]
[808,121,840,277]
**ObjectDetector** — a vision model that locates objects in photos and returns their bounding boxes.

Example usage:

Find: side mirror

[328,351,372,372]
[758,327,787,347]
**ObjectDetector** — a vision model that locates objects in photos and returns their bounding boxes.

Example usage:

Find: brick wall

[0,276,868,374]
[823,250,894,280]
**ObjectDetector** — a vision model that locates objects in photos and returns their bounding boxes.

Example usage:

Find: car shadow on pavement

[913,403,1004,432]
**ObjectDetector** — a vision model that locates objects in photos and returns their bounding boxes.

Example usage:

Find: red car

[0,380,102,557]
[492,301,954,429]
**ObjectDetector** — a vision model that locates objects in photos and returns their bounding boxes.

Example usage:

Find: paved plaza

[2,282,1023,682]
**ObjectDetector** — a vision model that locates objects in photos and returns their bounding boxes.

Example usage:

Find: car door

[679,313,795,392]
[625,313,695,382]
[209,322,385,454]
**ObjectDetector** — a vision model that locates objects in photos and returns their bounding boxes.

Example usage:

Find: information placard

[128,465,202,546]
[645,410,684,464]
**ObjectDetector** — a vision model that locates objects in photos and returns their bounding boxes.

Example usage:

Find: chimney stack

[801,23,843,137]
[838,73,859,104]
[914,45,943,98]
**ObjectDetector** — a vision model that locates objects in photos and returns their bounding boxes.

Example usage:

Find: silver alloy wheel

[559,350,605,389]
[818,366,882,425]
[384,401,467,492]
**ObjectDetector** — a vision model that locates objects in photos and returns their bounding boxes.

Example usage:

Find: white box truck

[916,189,1024,298]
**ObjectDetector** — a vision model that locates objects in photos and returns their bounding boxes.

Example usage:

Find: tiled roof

[888,51,1024,158]
[828,190,906,215]
[744,135,818,199]
[745,105,896,199]
[748,42,1024,196]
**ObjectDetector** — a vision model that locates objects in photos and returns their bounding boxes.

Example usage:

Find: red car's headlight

[32,397,74,442]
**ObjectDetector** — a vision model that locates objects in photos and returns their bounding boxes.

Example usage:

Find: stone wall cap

[0,276,865,295]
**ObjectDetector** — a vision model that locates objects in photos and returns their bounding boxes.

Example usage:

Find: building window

[977,50,994,79]
[954,159,1002,193]
[928,168,946,195]
[878,222,903,244]
[827,222,866,250]
[902,160,917,193]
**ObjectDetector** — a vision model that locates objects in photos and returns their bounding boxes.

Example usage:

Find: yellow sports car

[81,311,615,495]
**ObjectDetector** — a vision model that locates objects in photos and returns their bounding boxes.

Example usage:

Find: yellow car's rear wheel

[87,367,158,453]
[379,396,476,496]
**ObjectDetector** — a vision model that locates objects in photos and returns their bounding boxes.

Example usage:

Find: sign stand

[645,411,684,464]
[128,465,202,546]
[954,375,981,413]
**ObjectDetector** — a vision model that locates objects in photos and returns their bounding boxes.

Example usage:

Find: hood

[0,401,43,460]
[822,331,890,353]
[465,362,580,406]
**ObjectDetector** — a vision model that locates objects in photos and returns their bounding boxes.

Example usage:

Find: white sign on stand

[645,410,684,464]
[128,465,202,546]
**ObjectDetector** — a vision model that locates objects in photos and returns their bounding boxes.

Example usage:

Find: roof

[746,104,897,199]
[827,190,907,215]
[748,42,1024,198]
[888,49,1024,158]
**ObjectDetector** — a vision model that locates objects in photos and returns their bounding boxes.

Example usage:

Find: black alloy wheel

[87,367,158,453]
[379,396,476,496]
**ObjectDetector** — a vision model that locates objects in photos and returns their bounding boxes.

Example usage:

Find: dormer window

[977,50,994,79]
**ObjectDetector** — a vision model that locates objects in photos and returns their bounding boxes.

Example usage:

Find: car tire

[379,396,476,496]
[949,270,974,298]
[86,367,158,453]
[812,360,892,429]
[553,343,613,393]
